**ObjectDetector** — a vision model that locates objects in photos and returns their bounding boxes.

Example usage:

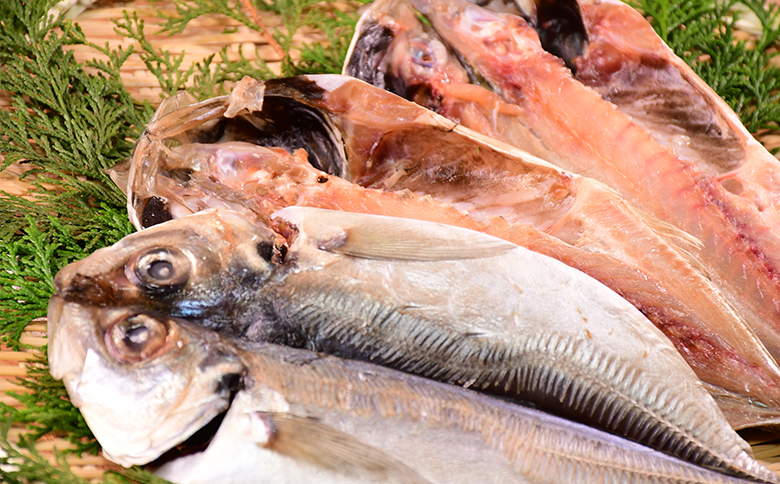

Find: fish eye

[106,314,173,363]
[411,39,436,68]
[129,247,190,293]
[410,39,448,69]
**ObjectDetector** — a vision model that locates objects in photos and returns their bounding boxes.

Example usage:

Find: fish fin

[107,157,131,196]
[259,412,433,484]
[275,206,517,261]
[225,76,266,118]
[152,90,198,123]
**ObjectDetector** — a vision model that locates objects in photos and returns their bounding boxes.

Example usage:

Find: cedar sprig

[0,416,93,484]
[630,0,780,135]
[293,8,362,74]
[0,203,134,350]
[149,0,364,78]
[1,354,97,455]
[114,9,276,100]
[113,11,199,97]
[186,46,277,100]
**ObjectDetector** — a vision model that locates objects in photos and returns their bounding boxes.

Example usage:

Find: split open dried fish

[49,206,779,482]
[344,0,780,429]
[48,297,770,483]
[378,0,780,376]
[114,73,780,429]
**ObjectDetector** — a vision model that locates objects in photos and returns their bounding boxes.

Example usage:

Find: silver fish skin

[339,1,780,429]
[50,206,776,483]
[49,298,768,484]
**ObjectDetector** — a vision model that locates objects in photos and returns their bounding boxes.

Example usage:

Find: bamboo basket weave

[4,0,780,480]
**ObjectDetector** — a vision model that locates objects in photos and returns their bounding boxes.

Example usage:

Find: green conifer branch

[630,0,780,134]
[3,0,780,482]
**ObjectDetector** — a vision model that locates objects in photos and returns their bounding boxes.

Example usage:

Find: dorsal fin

[274,206,516,261]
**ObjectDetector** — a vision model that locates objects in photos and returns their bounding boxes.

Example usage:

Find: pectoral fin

[258,412,432,484]
[274,206,516,261]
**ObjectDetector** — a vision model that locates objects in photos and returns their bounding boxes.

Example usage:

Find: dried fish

[48,299,768,483]
[50,207,778,482]
[393,0,780,369]
[116,73,780,429]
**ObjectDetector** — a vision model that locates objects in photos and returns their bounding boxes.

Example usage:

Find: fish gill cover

[0,0,779,481]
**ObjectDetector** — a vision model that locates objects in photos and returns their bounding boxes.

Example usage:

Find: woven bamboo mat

[3,0,780,481]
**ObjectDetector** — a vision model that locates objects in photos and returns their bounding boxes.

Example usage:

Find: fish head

[120,80,347,230]
[47,298,247,466]
[345,0,473,111]
[51,209,286,332]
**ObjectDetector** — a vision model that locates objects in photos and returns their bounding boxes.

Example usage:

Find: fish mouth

[145,409,228,471]
[145,372,244,471]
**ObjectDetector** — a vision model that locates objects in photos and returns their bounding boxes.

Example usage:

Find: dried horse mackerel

[114,74,780,431]
[373,0,780,386]
[48,297,769,484]
[343,0,780,429]
[52,199,778,483]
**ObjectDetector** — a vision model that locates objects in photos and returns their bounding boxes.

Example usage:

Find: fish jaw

[47,299,246,466]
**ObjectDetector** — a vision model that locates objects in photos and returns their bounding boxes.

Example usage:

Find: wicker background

[2,0,780,480]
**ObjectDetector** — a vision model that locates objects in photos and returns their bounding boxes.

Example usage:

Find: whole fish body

[50,205,779,482]
[370,0,780,373]
[47,299,770,484]
[118,73,780,429]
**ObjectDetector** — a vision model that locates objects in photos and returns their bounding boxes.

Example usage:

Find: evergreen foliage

[630,0,780,134]
[2,0,780,481]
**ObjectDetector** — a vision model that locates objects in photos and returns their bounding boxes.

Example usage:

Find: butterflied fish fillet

[399,0,780,379]
[117,73,780,429]
[48,298,772,483]
[571,0,780,360]
[51,201,779,482]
